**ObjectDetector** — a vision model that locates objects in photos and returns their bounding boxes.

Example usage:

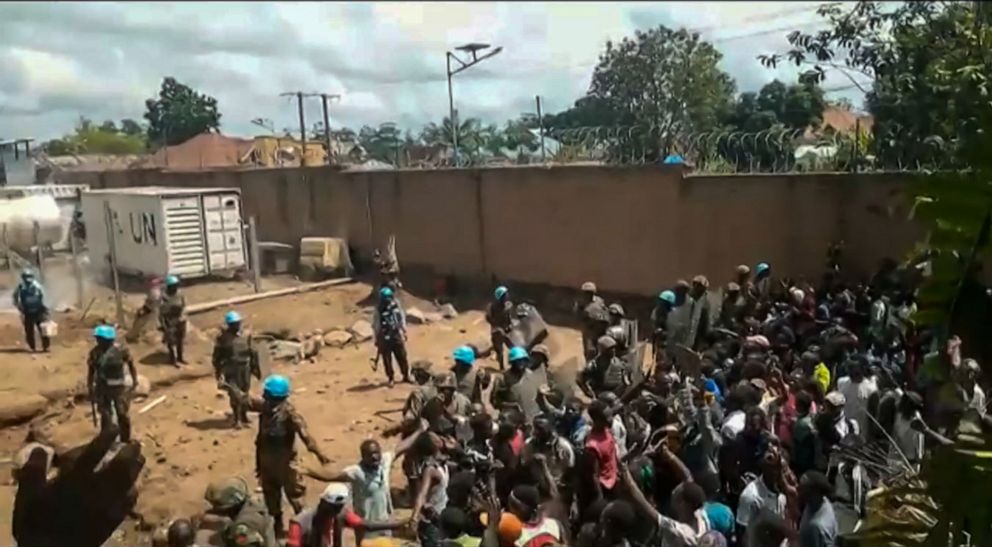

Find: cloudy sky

[0,2,867,141]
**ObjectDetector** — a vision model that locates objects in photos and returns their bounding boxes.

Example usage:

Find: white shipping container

[80,186,247,279]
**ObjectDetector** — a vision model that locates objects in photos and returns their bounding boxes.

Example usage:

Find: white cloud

[0,1,866,141]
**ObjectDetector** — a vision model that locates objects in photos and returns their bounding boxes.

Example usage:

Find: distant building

[0,138,36,186]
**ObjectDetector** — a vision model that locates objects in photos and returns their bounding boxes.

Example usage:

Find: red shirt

[510,429,525,456]
[287,508,364,547]
[584,427,618,490]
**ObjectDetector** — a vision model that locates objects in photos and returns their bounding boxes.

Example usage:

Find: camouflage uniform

[159,290,187,364]
[485,298,514,369]
[212,329,260,427]
[87,343,136,442]
[204,477,278,547]
[227,389,325,537]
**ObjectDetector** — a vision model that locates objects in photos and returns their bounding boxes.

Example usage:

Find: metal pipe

[321,94,332,165]
[447,53,459,167]
[536,95,546,162]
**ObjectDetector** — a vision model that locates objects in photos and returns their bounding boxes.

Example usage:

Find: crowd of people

[10,252,987,547]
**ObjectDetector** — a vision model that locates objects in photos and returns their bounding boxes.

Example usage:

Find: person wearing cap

[402,361,437,421]
[576,281,610,360]
[422,372,472,436]
[287,482,407,547]
[372,286,409,387]
[579,335,630,397]
[213,310,261,429]
[87,323,137,442]
[684,275,712,351]
[159,274,188,367]
[223,374,331,538]
[13,268,50,353]
[528,344,551,387]
[490,347,542,422]
[719,282,749,329]
[486,286,514,371]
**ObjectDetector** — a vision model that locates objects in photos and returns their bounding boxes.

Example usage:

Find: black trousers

[379,337,409,381]
[22,312,49,352]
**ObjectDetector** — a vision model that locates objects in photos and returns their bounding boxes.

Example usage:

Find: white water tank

[0,194,65,254]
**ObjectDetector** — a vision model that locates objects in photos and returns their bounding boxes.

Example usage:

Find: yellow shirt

[814,363,831,394]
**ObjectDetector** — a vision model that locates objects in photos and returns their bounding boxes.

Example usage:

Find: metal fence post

[70,228,84,308]
[248,216,261,293]
[103,202,125,327]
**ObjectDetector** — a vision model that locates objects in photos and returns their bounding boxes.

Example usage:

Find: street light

[447,42,503,167]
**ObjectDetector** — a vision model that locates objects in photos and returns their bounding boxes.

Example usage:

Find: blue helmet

[452,345,476,366]
[93,325,116,340]
[379,287,394,299]
[756,262,771,275]
[263,374,291,398]
[224,310,242,325]
[165,275,180,286]
[494,286,508,299]
[508,346,529,363]
[659,290,676,304]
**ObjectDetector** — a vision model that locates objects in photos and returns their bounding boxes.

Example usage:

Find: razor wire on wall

[543,125,875,173]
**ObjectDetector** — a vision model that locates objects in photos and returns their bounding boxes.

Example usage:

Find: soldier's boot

[166,344,178,367]
[176,343,187,365]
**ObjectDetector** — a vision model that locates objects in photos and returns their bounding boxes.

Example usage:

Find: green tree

[44,116,147,156]
[358,123,403,165]
[144,77,221,147]
[585,25,736,158]
[120,118,144,136]
[760,1,991,169]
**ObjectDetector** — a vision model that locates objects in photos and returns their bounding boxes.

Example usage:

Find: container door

[203,193,246,272]
[163,196,208,276]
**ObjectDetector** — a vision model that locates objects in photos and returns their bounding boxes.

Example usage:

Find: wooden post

[103,202,125,327]
[248,216,261,293]
[2,224,10,270]
[70,229,84,308]
[32,221,44,282]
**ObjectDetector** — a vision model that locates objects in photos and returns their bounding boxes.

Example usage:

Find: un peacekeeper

[159,274,188,367]
[451,345,488,404]
[203,476,278,547]
[579,335,630,397]
[490,346,542,421]
[223,374,331,538]
[486,285,514,370]
[213,310,261,429]
[13,268,50,353]
[87,324,138,442]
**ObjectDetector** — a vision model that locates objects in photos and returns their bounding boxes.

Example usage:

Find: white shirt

[612,415,628,459]
[736,476,786,527]
[721,410,746,440]
[656,509,709,547]
[837,376,878,439]
[342,451,394,523]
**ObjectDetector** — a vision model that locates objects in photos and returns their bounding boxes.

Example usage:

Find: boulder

[0,394,48,425]
[439,303,458,319]
[406,307,428,325]
[323,330,353,348]
[267,339,303,361]
[349,319,374,343]
[424,312,444,324]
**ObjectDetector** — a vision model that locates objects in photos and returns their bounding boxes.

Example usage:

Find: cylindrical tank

[0,194,65,254]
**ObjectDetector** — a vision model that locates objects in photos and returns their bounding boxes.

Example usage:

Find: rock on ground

[322,330,353,348]
[439,303,458,319]
[405,307,427,325]
[349,319,374,342]
[0,394,48,425]
[133,375,152,398]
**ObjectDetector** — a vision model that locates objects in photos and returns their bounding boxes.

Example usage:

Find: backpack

[96,347,126,385]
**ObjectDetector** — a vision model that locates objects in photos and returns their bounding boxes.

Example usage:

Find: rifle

[89,387,98,428]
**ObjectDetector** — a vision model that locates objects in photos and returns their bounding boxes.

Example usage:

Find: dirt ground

[0,276,585,545]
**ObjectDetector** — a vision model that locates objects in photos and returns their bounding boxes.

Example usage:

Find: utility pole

[280,92,309,166]
[446,43,503,167]
[310,93,341,165]
[535,95,546,162]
